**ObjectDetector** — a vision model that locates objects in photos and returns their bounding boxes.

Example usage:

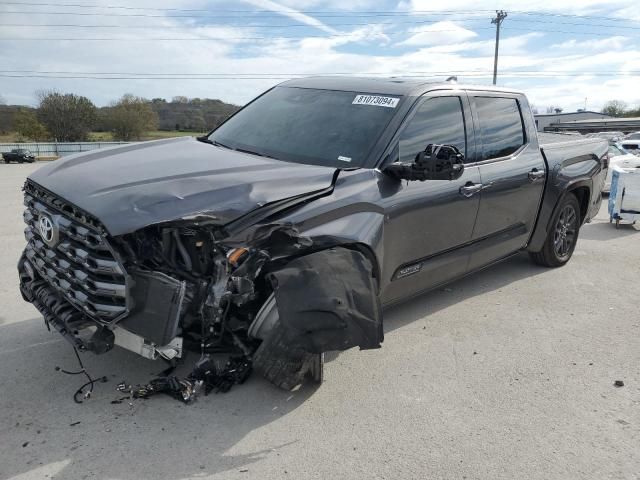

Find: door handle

[528,168,545,182]
[459,182,482,198]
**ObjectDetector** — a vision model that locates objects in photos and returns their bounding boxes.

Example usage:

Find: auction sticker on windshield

[352,95,400,108]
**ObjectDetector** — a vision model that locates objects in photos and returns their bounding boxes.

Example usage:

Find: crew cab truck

[18,78,608,396]
[3,148,36,163]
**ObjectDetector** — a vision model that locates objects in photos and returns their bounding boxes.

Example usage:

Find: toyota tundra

[18,77,609,397]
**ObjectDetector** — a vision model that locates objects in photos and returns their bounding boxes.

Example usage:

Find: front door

[380,93,481,304]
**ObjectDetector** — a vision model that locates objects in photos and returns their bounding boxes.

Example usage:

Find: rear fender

[527,178,592,252]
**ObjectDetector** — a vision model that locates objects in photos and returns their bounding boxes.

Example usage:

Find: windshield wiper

[196,136,233,150]
[233,147,275,159]
[197,136,273,158]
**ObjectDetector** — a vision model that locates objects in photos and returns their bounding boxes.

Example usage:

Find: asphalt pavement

[0,162,638,480]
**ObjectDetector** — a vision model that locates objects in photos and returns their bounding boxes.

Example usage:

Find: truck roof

[279,76,524,97]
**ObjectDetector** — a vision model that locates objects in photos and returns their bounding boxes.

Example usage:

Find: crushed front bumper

[18,254,183,360]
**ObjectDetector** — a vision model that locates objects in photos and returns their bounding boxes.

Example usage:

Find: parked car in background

[2,148,36,163]
[624,132,640,140]
[587,132,625,142]
[620,138,640,155]
[603,144,640,192]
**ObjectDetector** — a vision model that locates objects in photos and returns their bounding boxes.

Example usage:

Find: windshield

[608,145,623,156]
[208,86,402,168]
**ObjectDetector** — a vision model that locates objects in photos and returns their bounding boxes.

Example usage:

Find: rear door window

[474,97,525,160]
[398,96,467,164]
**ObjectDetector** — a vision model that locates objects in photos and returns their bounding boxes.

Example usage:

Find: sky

[1,0,639,112]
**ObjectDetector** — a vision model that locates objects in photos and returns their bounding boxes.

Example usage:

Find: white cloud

[1,0,640,113]
[399,21,477,46]
[419,32,542,56]
[239,0,338,34]
[550,36,628,51]
[402,0,636,16]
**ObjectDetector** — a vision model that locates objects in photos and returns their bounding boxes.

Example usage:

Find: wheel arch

[567,184,591,224]
[527,178,592,252]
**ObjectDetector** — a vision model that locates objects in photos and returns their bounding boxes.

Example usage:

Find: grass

[88,130,203,141]
[0,132,19,142]
[1,130,205,143]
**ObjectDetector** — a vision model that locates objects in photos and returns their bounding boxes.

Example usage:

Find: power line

[0,9,486,21]
[2,2,639,25]
[7,69,638,75]
[507,17,640,30]
[2,26,637,41]
[6,18,640,31]
[509,9,639,24]
[0,19,485,29]
[3,8,635,26]
[0,3,494,15]
[0,32,491,41]
[1,72,638,80]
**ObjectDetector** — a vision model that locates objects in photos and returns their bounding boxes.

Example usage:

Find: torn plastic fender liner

[267,247,383,354]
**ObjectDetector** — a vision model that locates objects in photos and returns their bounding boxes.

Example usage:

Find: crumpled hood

[29,137,337,236]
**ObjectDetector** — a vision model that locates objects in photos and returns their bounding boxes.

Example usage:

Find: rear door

[380,91,482,304]
[466,93,546,270]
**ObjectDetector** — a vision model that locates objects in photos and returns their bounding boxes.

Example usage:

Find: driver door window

[399,96,467,163]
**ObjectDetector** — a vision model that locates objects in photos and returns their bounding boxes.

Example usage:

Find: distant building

[544,117,640,134]
[533,111,612,132]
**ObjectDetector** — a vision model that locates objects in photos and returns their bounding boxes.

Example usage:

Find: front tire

[251,294,324,390]
[529,193,581,267]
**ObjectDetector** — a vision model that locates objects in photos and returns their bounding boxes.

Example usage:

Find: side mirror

[384,144,465,181]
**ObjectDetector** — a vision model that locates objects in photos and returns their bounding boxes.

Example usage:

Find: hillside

[0,97,241,137]
[148,97,240,131]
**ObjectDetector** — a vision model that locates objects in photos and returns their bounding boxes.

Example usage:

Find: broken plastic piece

[124,354,253,403]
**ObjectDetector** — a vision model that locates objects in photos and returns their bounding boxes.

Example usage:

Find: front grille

[23,181,129,323]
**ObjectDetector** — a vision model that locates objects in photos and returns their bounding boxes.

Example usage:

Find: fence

[0,141,134,158]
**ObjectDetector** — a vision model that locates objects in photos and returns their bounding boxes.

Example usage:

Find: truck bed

[538,132,598,148]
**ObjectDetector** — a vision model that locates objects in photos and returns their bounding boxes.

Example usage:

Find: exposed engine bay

[18,179,383,402]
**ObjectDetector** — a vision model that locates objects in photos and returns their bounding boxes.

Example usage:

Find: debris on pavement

[117,355,252,404]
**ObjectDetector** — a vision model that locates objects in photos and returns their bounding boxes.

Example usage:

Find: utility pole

[491,10,508,85]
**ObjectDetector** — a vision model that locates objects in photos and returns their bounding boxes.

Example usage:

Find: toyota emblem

[38,215,56,245]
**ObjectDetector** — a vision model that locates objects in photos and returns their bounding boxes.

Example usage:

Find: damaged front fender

[250,247,383,390]
[267,247,383,353]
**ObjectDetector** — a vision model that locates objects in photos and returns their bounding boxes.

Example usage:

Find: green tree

[37,91,97,141]
[14,109,49,141]
[106,94,158,141]
[623,106,640,118]
[601,100,628,117]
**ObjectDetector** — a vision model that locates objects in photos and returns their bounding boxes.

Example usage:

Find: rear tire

[529,193,581,267]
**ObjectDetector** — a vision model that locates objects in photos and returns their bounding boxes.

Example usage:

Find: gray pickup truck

[18,77,608,397]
